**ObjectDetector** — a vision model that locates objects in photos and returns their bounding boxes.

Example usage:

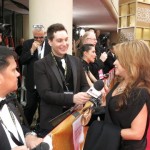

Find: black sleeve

[128,88,150,123]
[20,40,34,65]
[21,124,31,135]
[89,59,104,79]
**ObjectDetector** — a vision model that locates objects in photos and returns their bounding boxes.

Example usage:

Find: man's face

[0,57,20,96]
[84,33,97,46]
[84,47,96,63]
[33,30,45,45]
[49,30,69,57]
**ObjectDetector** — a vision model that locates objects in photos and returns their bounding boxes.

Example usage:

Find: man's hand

[25,134,43,149]
[30,41,41,54]
[99,52,108,62]
[12,146,29,150]
[73,92,91,105]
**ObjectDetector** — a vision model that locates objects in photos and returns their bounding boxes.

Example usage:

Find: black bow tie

[0,95,15,110]
[0,100,8,110]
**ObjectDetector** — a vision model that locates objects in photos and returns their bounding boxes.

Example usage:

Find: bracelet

[25,131,37,137]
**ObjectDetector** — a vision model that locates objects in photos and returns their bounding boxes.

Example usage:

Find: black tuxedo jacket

[34,53,89,131]
[0,101,30,150]
[20,39,51,91]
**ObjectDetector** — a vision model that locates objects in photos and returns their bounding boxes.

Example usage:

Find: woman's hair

[80,44,94,58]
[114,40,150,108]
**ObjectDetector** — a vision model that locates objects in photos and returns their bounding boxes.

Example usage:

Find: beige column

[29,0,73,54]
[23,15,29,40]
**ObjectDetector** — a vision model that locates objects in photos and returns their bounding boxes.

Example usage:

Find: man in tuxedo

[20,24,51,126]
[0,46,42,150]
[34,23,91,137]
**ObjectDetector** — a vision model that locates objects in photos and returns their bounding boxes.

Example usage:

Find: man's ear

[84,51,88,57]
[0,73,3,85]
[48,40,52,46]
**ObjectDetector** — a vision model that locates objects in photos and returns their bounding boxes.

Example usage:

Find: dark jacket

[34,53,89,131]
[0,101,30,150]
[20,39,51,91]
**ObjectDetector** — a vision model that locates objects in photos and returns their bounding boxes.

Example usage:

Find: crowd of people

[0,23,150,150]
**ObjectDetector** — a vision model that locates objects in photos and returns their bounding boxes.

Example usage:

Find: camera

[0,23,12,36]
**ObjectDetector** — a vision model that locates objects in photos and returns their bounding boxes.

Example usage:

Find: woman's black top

[81,59,90,73]
[106,83,150,150]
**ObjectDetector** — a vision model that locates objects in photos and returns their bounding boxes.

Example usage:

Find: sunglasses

[33,24,44,29]
[34,36,44,39]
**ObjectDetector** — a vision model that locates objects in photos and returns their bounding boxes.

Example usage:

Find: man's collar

[0,97,6,102]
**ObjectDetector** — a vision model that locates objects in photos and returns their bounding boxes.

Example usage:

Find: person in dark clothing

[95,29,106,56]
[80,31,108,80]
[105,40,150,149]
[34,23,90,137]
[103,43,116,74]
[80,44,106,122]
[0,46,43,150]
[15,38,24,57]
[15,38,25,89]
[20,24,51,126]
[80,44,97,86]
[84,40,150,150]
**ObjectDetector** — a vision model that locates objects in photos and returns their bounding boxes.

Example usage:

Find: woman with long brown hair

[110,40,150,149]
[84,40,150,150]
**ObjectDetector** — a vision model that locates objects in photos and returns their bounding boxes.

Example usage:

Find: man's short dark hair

[47,23,67,40]
[0,46,17,70]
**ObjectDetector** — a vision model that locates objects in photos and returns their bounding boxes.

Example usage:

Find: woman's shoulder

[131,87,150,96]
[129,87,150,105]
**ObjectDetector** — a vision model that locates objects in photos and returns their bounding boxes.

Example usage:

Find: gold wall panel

[135,28,143,39]
[120,4,128,16]
[129,3,136,14]
[143,28,150,39]
[128,15,136,26]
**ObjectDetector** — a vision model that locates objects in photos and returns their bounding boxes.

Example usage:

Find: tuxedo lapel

[0,123,11,149]
[46,55,63,89]
[51,64,64,88]
[44,40,51,56]
[68,55,77,92]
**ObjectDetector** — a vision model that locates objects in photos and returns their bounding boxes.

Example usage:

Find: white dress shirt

[0,98,25,148]
[38,41,45,59]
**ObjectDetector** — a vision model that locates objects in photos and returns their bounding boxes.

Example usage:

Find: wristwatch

[25,131,37,137]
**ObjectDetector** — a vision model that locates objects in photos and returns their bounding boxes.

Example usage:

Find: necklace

[116,87,125,94]
[116,82,127,95]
